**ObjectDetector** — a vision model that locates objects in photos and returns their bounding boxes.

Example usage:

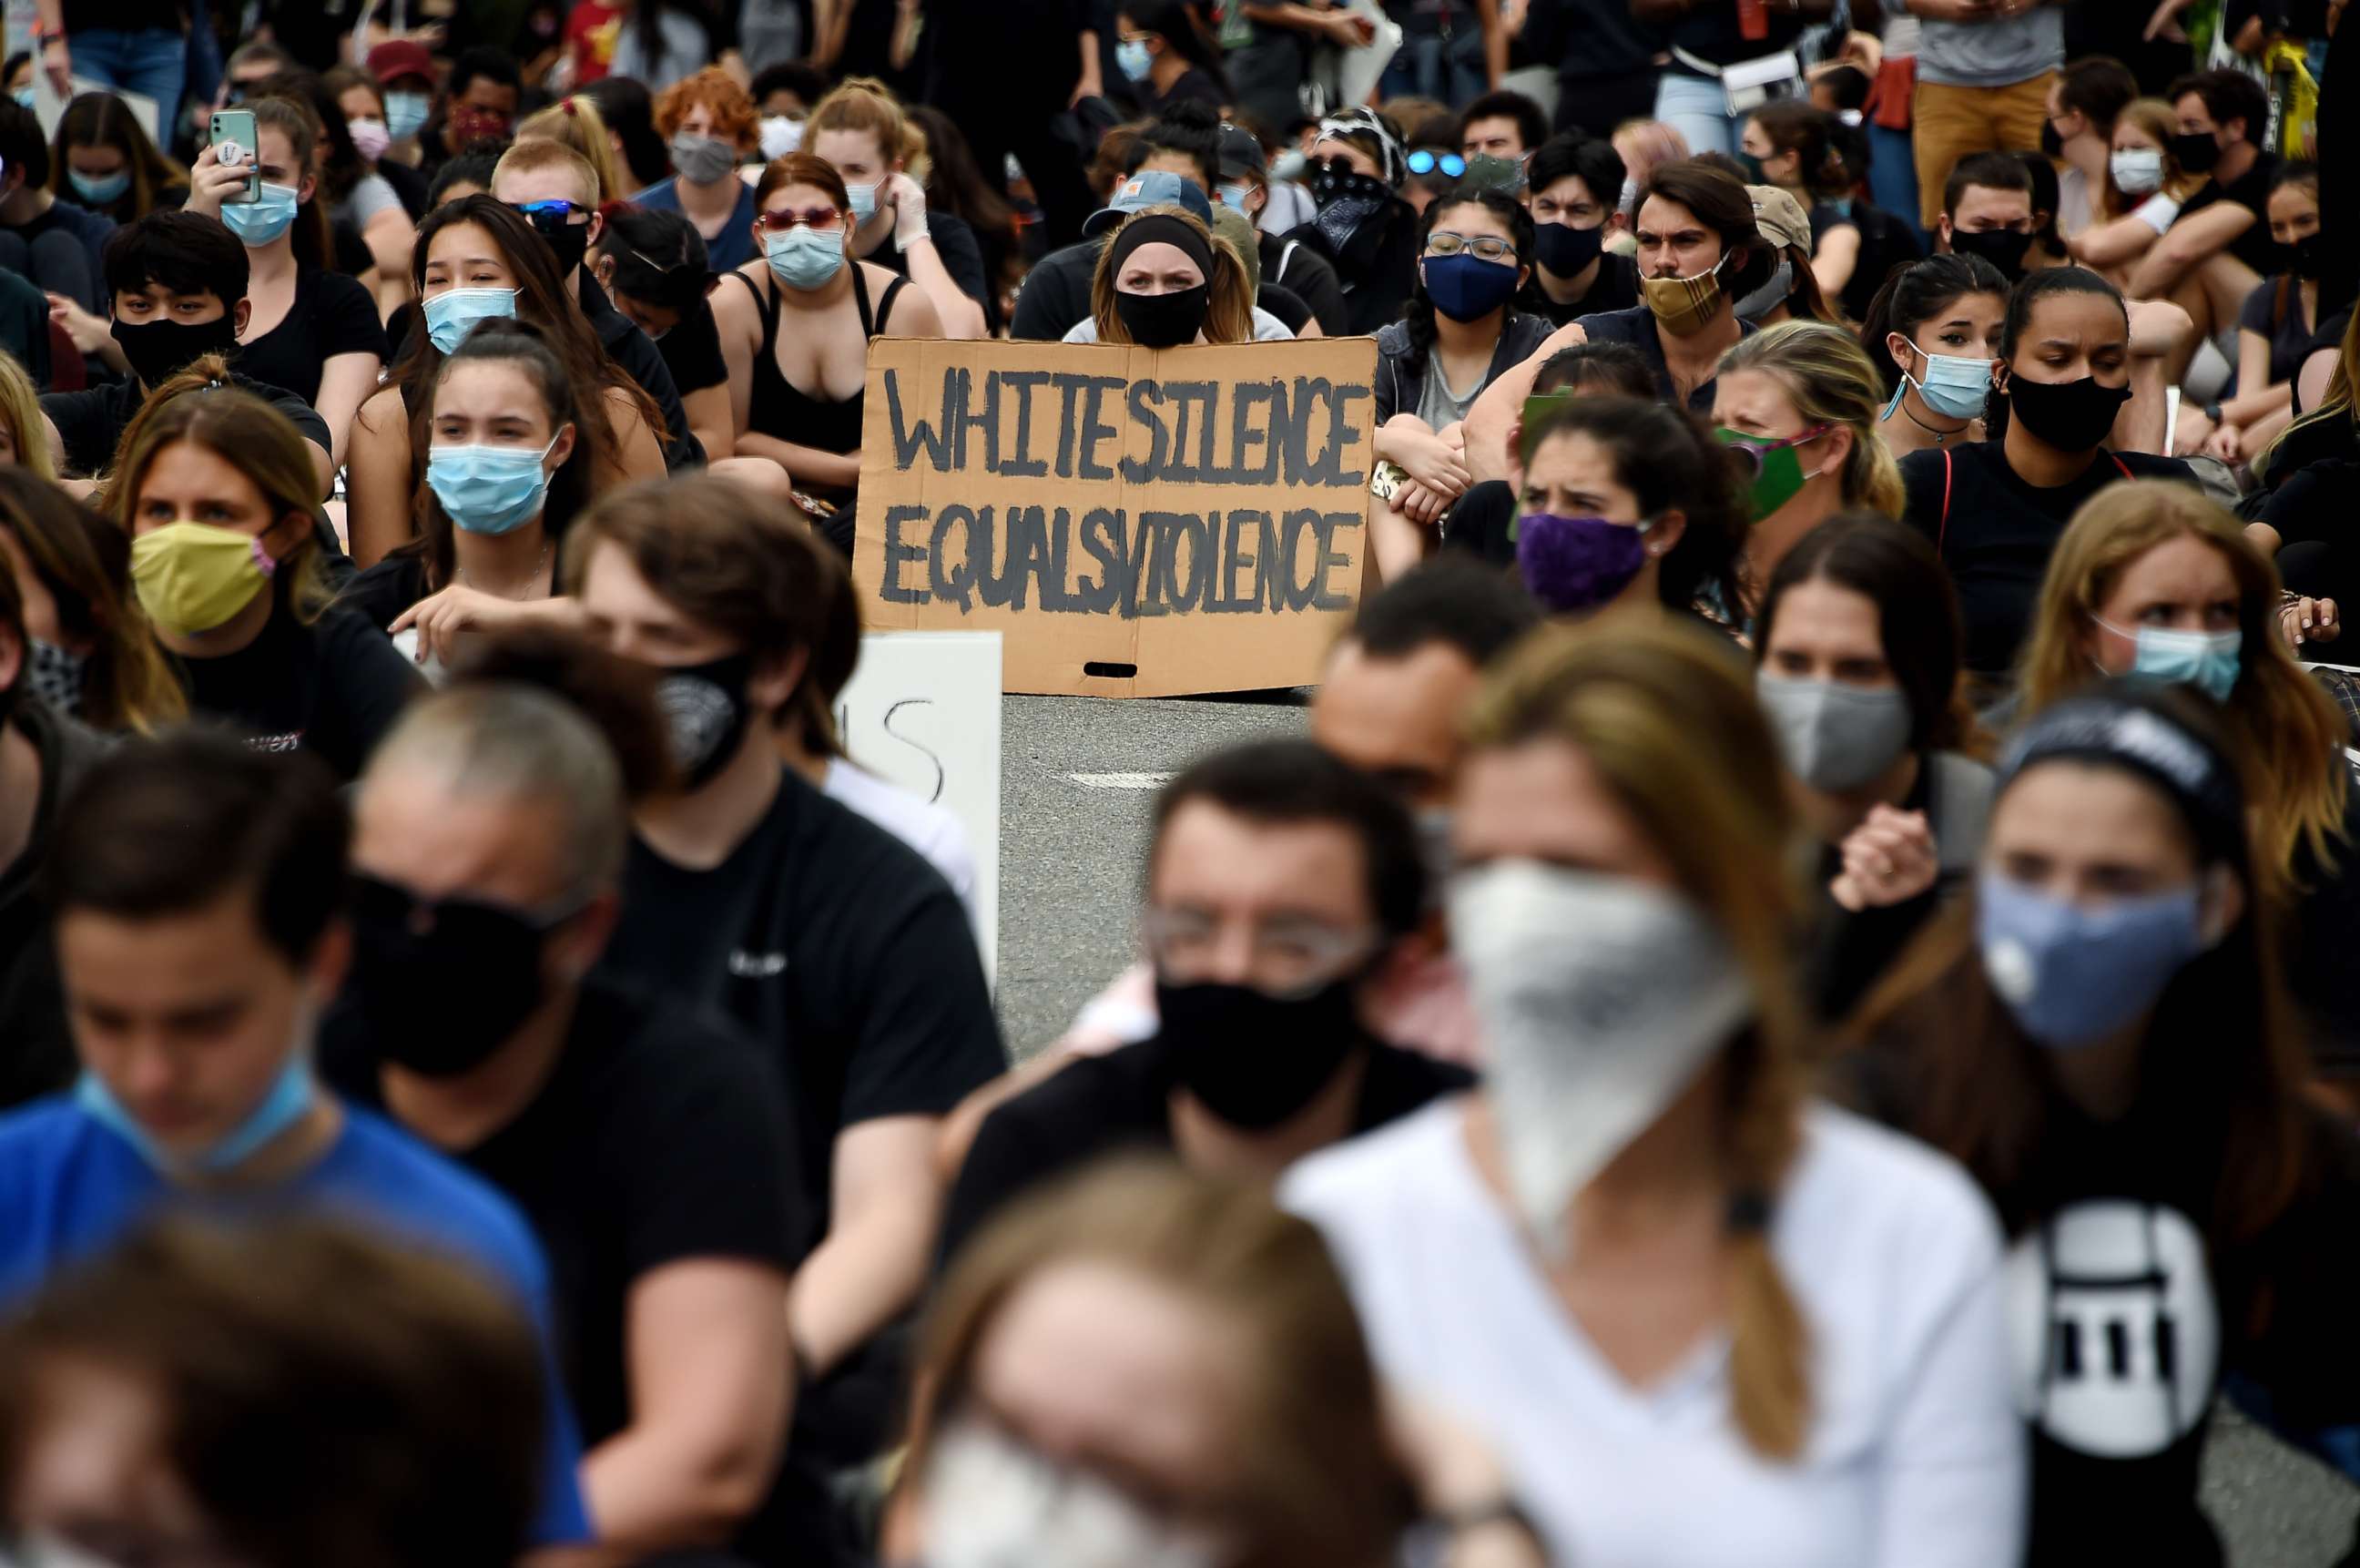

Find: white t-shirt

[1281,1101,2025,1568]
[2057,165,2093,239]
[1062,306,1294,344]
[823,759,982,936]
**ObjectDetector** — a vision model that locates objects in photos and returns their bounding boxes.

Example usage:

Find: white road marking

[1066,771,1175,789]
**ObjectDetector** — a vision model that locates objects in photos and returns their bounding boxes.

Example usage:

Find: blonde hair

[1464,614,1815,1460]
[514,98,627,205]
[806,76,921,168]
[1088,206,1257,347]
[1718,320,1906,518]
[2107,98,2203,216]
[2017,480,2346,883]
[0,351,52,482]
[907,1158,1415,1568]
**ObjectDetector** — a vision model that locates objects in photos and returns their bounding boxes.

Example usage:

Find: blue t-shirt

[0,1095,593,1547]
[630,177,758,273]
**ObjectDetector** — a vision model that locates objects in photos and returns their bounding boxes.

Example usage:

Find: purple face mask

[1515,512,1651,612]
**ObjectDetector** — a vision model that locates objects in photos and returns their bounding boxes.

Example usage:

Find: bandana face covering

[1307,158,1393,271]
[25,638,86,715]
[1639,250,1730,337]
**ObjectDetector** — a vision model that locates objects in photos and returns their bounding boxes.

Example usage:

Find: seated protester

[1714,320,1907,596]
[1753,514,1993,1023]
[323,683,814,1561]
[37,213,335,499]
[2208,163,2320,471]
[634,66,762,274]
[2064,101,2206,290]
[2014,483,2360,1089]
[906,107,1022,338]
[2125,68,2280,355]
[712,155,942,556]
[0,468,183,734]
[1739,102,1860,306]
[341,321,588,667]
[1282,107,1422,338]
[490,142,705,475]
[1063,203,1271,345]
[0,98,114,313]
[1841,683,2360,1566]
[422,47,521,182]
[0,731,593,1548]
[1460,160,1771,489]
[1737,185,1846,329]
[1439,338,1657,563]
[516,96,632,207]
[110,378,422,779]
[1215,120,1349,336]
[182,97,388,474]
[940,739,1474,1269]
[805,77,990,340]
[568,476,1002,1480]
[592,205,733,468]
[256,68,422,316]
[328,64,433,219]
[1939,150,2040,289]
[1519,132,1640,329]
[426,150,503,209]
[1458,87,1547,170]
[1369,188,1551,579]
[2017,149,2070,275]
[363,39,440,169]
[346,197,668,570]
[50,90,188,226]
[0,1217,558,1568]
[1113,0,1230,116]
[1860,252,2010,463]
[2046,56,2140,242]
[1284,616,2025,1568]
[0,270,48,391]
[1899,269,2192,683]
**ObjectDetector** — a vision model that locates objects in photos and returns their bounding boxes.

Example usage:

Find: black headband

[1999,688,2246,862]
[1109,212,1216,280]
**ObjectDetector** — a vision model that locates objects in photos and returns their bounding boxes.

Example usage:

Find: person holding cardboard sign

[1063,206,1256,349]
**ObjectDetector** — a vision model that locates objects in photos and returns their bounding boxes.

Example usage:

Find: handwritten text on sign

[855,338,1379,697]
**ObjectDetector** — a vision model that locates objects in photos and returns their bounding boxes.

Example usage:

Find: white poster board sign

[34,76,158,143]
[836,631,1002,980]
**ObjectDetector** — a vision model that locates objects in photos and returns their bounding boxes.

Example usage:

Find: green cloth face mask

[1715,423,1831,522]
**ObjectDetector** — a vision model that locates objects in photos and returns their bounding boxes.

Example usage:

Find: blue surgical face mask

[75,1048,316,1176]
[10,87,34,110]
[69,168,133,206]
[1217,180,1254,212]
[423,286,521,353]
[427,434,562,535]
[2090,614,2243,702]
[1887,338,1993,422]
[1116,38,1155,82]
[385,90,432,142]
[765,225,847,290]
[1977,870,2210,1049]
[219,182,300,247]
[844,179,880,224]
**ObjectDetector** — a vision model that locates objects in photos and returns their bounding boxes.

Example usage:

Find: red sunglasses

[756,206,845,232]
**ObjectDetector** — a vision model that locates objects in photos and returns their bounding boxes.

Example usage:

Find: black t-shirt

[39,373,333,482]
[1439,477,1518,563]
[1257,280,1312,336]
[320,973,812,1450]
[869,210,992,321]
[336,554,432,633]
[1573,303,1752,412]
[5,193,115,309]
[938,1032,1476,1271]
[1147,67,1227,115]
[1262,231,1351,337]
[1666,8,1804,69]
[1520,250,1641,327]
[2237,274,2316,388]
[1282,199,1421,337]
[576,273,704,471]
[0,700,106,1112]
[1009,238,1101,341]
[656,291,729,398]
[1899,441,2197,677]
[2180,151,2280,279]
[598,767,1004,1219]
[234,270,391,406]
[179,596,423,780]
[1846,203,1927,325]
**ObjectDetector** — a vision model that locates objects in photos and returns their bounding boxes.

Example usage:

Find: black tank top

[730,262,909,474]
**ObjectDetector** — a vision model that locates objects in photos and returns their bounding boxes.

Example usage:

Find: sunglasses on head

[756,205,845,232]
[1407,148,1466,179]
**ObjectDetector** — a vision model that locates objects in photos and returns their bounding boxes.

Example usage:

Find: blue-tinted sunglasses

[1407,148,1466,179]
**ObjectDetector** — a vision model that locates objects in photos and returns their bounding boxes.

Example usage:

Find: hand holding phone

[209,110,259,205]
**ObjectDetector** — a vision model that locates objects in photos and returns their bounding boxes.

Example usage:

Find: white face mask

[923,1421,1220,1568]
[2110,147,2165,196]
[1450,860,1752,1255]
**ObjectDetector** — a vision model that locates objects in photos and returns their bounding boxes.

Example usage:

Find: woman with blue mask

[709,154,943,557]
[1859,253,2009,463]
[183,97,386,477]
[342,321,585,669]
[1842,681,2360,1567]
[346,198,666,570]
[1369,188,1553,583]
[803,78,991,341]
[1110,0,1229,117]
[49,91,188,225]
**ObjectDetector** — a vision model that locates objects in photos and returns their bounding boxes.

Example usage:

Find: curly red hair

[653,66,758,149]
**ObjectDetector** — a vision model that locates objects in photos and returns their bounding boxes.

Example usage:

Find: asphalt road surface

[991,688,2360,1564]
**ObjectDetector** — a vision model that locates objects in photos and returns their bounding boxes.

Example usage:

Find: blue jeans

[66,28,186,137]
[1382,28,1487,109]
[1865,121,1928,252]
[1653,70,1737,157]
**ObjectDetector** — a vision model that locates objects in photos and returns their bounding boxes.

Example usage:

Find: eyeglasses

[1406,148,1466,179]
[1140,907,1376,998]
[1426,230,1517,262]
[756,205,845,232]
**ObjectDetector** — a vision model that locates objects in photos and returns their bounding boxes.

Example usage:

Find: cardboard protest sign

[853,336,1379,697]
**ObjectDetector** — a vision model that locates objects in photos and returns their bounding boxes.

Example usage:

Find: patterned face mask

[25,638,86,716]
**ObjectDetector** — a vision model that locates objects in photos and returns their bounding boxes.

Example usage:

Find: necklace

[1901,397,1971,445]
[457,539,551,601]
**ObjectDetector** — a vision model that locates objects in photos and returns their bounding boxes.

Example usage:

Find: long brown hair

[2015,480,2346,883]
[50,90,188,219]
[249,95,335,274]
[1089,206,1257,346]
[905,1157,1416,1568]
[0,470,184,732]
[1464,613,1816,1460]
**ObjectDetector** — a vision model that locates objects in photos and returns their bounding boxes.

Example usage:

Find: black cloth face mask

[656,651,758,789]
[340,874,573,1078]
[111,314,240,388]
[2005,372,2132,453]
[2171,131,2221,176]
[1533,219,1603,278]
[1949,227,2032,283]
[1115,283,1209,349]
[1153,971,1366,1129]
[524,206,593,277]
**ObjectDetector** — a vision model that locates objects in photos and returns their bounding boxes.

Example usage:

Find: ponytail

[1724,1031,1811,1461]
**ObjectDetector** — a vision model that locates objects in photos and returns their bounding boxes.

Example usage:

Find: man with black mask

[1938,151,2040,286]
[934,737,1473,1272]
[36,212,334,494]
[1282,107,1424,337]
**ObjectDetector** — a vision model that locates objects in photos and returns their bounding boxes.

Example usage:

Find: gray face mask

[1732,257,1794,322]
[1755,671,1913,792]
[26,637,86,717]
